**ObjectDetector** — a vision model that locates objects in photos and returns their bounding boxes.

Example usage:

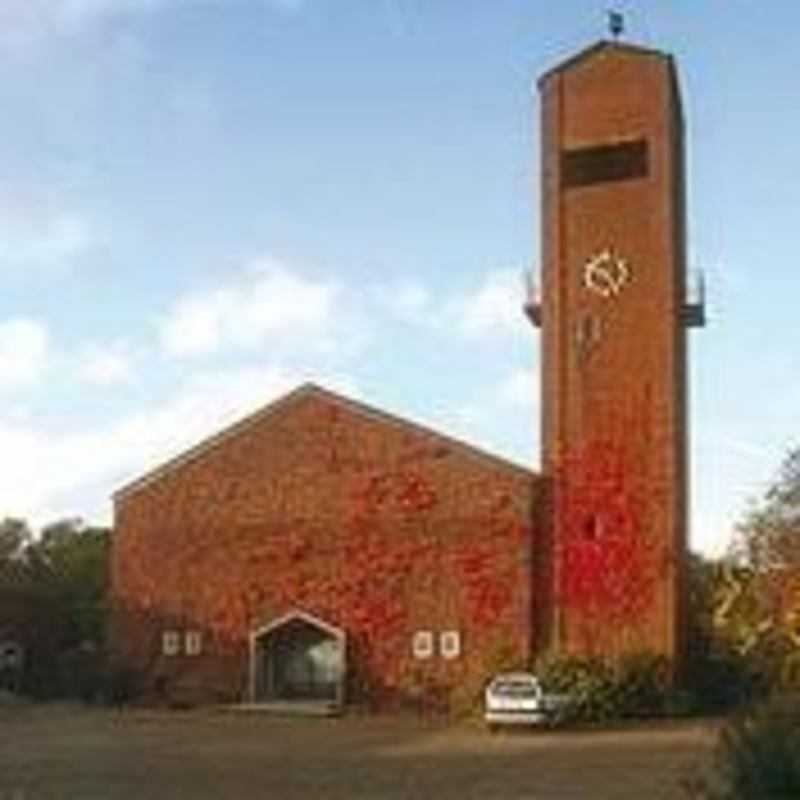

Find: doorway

[250,611,345,709]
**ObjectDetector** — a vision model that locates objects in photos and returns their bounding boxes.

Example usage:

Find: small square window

[185,631,203,656]
[440,630,461,660]
[412,630,434,660]
[162,631,180,656]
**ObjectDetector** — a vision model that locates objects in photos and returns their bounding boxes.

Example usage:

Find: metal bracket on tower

[523,269,542,327]
[683,269,706,327]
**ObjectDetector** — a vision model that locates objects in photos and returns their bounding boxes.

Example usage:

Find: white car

[484,672,569,729]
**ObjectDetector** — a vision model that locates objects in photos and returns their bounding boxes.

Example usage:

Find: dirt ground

[0,704,718,800]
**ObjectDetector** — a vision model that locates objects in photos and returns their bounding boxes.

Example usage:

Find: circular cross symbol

[583,249,630,297]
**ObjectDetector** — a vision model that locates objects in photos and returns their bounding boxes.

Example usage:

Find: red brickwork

[112,40,693,707]
[538,43,688,663]
[111,386,539,709]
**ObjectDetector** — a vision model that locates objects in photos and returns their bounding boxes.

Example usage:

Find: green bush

[534,651,671,722]
[535,653,619,722]
[56,643,104,703]
[614,651,671,717]
[683,694,800,799]
[684,643,765,714]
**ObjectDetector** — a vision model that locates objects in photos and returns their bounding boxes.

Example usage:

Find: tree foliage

[707,445,800,693]
[684,553,762,710]
[683,695,800,800]
[733,447,800,571]
[0,517,110,697]
[0,517,31,563]
[34,519,110,645]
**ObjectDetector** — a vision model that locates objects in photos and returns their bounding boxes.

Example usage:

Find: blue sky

[0,0,797,555]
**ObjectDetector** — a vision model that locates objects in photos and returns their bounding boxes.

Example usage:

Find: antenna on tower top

[608,9,624,40]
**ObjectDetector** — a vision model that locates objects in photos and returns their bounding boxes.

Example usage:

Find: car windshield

[491,679,539,697]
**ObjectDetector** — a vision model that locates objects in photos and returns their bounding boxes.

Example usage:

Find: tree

[682,694,800,800]
[0,517,31,566]
[29,518,111,646]
[713,445,800,691]
[684,552,761,710]
[0,516,110,698]
[733,447,800,571]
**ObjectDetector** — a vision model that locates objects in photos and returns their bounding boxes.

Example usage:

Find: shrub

[683,693,800,799]
[614,651,670,717]
[55,642,106,703]
[102,662,141,707]
[535,653,619,722]
[534,650,672,722]
[684,642,764,714]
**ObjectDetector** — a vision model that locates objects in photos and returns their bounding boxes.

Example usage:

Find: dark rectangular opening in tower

[561,139,648,188]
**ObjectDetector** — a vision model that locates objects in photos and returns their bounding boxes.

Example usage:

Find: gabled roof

[113,383,535,502]
[537,39,675,89]
[251,609,345,642]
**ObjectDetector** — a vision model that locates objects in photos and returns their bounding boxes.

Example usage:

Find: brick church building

[111,38,703,710]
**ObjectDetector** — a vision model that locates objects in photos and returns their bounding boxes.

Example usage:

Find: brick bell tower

[526,39,704,666]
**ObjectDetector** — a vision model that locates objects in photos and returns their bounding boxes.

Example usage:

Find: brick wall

[111,387,540,710]
[538,44,688,663]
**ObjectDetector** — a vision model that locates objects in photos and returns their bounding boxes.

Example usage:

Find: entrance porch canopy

[249,610,346,711]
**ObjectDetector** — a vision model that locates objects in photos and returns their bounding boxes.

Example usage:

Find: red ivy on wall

[554,438,661,641]
[118,402,532,707]
[240,409,530,701]
[452,492,529,629]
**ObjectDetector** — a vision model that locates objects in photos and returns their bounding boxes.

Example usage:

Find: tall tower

[527,41,704,665]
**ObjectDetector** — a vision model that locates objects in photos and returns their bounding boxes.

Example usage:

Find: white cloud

[693,511,736,559]
[161,287,230,356]
[691,432,781,557]
[497,367,537,410]
[161,263,529,368]
[161,258,346,358]
[0,187,92,268]
[0,365,357,526]
[76,342,135,385]
[378,269,529,342]
[364,279,432,327]
[0,319,49,390]
[447,268,529,340]
[376,280,431,326]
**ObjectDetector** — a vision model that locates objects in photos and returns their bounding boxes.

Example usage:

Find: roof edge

[112,383,320,502]
[251,609,346,641]
[113,382,537,503]
[537,39,674,89]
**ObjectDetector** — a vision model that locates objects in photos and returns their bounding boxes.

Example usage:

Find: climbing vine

[554,438,662,650]
[117,398,533,710]
[228,406,530,702]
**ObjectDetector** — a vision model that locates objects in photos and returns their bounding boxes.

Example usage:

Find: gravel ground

[0,704,718,800]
